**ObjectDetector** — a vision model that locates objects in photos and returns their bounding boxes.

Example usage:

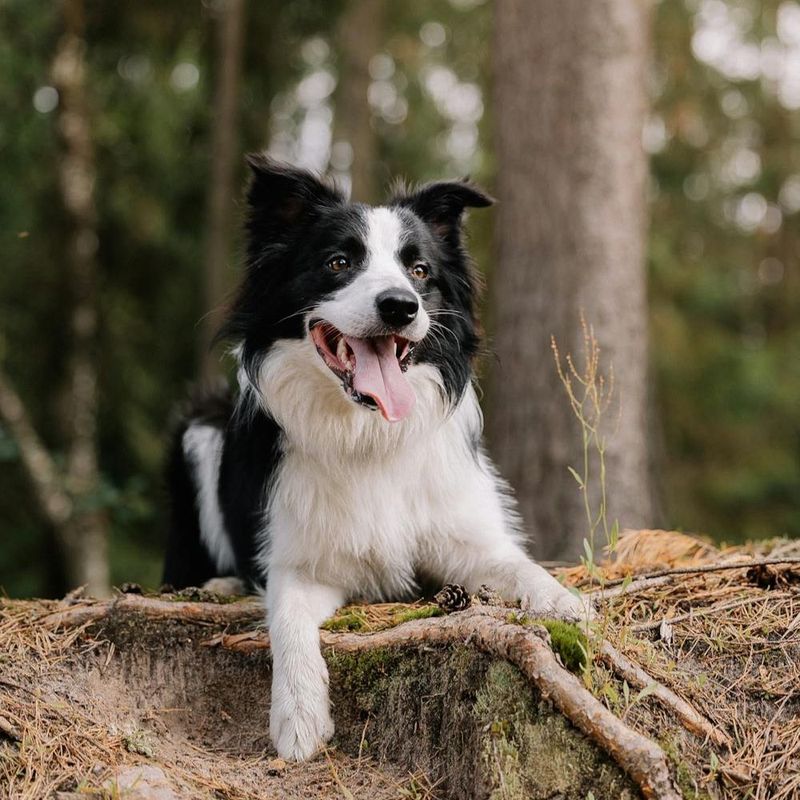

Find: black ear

[245,153,343,234]
[392,180,494,241]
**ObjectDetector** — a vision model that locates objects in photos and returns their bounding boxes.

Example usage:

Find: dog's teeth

[336,338,350,368]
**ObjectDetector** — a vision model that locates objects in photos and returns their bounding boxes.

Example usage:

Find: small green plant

[123,729,154,758]
[551,311,621,588]
[620,679,659,719]
[551,312,625,693]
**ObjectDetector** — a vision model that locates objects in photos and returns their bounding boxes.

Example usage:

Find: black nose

[376,289,419,328]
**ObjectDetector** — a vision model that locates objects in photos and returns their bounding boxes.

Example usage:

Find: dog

[163,156,592,762]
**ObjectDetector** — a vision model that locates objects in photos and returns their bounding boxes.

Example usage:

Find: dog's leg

[266,568,344,761]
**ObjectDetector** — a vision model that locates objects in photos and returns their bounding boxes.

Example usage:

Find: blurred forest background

[1,0,799,598]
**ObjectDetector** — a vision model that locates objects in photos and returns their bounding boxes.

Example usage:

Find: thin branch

[0,369,72,527]
[599,641,732,749]
[594,558,800,590]
[589,575,674,599]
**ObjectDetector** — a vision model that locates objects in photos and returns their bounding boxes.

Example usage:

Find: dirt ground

[0,601,438,800]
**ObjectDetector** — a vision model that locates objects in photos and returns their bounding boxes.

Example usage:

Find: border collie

[163,156,591,762]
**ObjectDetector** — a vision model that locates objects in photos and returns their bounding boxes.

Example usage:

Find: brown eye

[328,256,350,272]
[411,262,429,280]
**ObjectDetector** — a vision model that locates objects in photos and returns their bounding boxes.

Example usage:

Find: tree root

[39,594,264,631]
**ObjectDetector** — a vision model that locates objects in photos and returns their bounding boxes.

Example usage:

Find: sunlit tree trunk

[333,0,385,203]
[0,0,110,596]
[487,0,655,561]
[52,0,110,594]
[199,0,246,382]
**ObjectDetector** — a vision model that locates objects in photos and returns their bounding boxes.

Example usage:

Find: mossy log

[30,595,683,799]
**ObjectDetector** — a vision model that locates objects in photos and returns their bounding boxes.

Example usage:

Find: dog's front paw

[521,583,595,623]
[270,688,334,761]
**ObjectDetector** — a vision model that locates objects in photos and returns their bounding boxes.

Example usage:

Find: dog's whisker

[428,320,461,352]
[275,305,318,327]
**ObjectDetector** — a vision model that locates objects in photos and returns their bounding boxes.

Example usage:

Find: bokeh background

[1,0,798,598]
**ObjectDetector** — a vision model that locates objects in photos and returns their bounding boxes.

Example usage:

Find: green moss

[505,614,588,673]
[321,610,369,631]
[538,620,588,673]
[393,605,444,624]
[326,646,400,705]
[321,603,443,632]
[164,587,243,604]
[475,662,636,799]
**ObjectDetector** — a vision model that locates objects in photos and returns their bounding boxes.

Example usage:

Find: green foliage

[0,0,798,598]
[650,0,800,541]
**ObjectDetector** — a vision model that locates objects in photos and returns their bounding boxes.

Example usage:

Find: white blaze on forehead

[363,207,413,287]
[365,207,403,264]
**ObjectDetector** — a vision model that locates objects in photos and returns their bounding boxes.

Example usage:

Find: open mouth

[310,321,416,422]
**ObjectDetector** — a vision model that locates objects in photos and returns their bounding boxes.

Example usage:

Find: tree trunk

[487,0,654,561]
[51,0,109,596]
[199,0,246,382]
[333,0,385,203]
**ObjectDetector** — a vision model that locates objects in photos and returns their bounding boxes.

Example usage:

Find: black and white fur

[164,156,591,762]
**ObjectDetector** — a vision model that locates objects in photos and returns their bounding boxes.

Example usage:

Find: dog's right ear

[246,154,343,236]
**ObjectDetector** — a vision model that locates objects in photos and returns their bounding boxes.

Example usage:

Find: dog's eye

[328,256,350,272]
[410,262,429,280]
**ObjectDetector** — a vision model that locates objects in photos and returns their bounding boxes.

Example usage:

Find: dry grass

[558,528,800,800]
[0,601,439,799]
[0,603,123,799]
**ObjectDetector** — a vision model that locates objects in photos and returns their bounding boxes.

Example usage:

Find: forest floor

[1,531,799,800]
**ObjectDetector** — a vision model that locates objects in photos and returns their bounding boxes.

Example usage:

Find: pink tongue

[344,336,415,422]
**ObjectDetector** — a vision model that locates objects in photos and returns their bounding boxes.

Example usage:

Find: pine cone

[476,584,504,606]
[434,583,472,613]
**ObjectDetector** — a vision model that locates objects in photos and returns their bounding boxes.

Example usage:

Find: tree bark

[199,0,246,382]
[487,0,654,561]
[51,0,109,596]
[333,0,385,203]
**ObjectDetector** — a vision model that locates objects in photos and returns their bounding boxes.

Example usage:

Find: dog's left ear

[245,153,343,234]
[392,180,494,243]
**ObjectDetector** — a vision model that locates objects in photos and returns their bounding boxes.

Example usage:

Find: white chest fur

[255,339,495,600]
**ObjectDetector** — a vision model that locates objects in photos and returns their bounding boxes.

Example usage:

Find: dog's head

[224,156,492,423]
